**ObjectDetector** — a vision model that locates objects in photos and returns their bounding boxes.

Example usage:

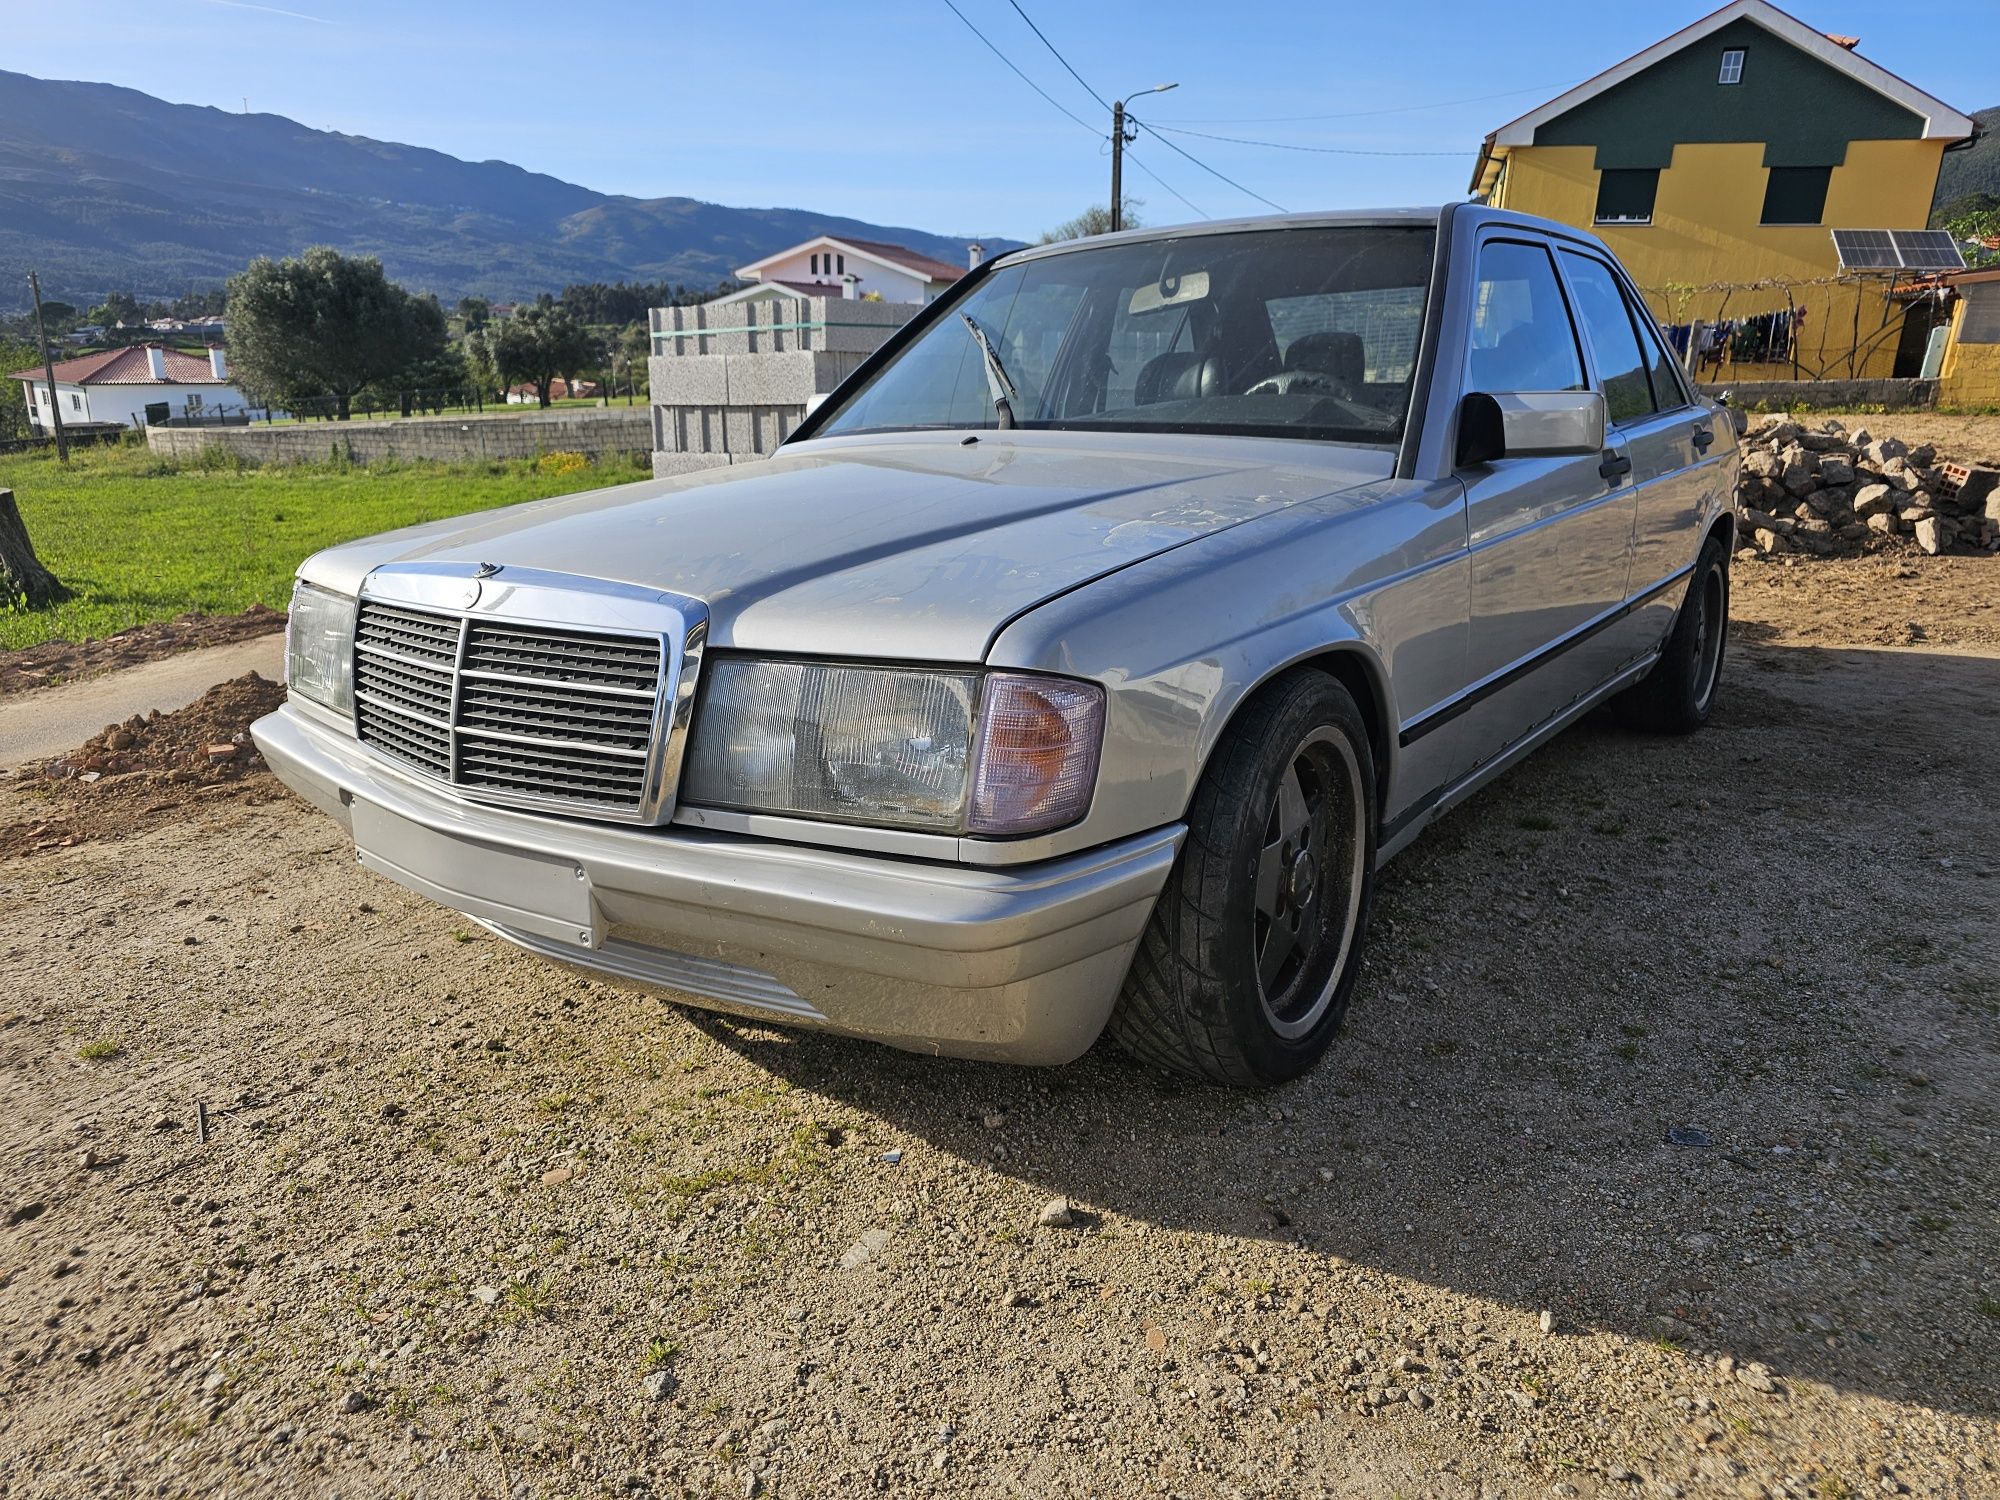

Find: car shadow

[691,641,2000,1424]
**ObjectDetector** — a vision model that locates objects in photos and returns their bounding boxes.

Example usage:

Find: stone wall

[648,296,917,476]
[1695,377,1937,410]
[144,408,652,466]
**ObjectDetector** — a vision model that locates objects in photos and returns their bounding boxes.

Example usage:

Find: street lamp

[1112,83,1177,233]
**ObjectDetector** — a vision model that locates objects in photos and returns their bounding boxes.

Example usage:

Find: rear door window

[1560,250,1658,425]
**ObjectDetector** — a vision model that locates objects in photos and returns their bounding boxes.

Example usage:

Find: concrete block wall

[145,408,653,466]
[649,296,918,477]
[650,296,914,358]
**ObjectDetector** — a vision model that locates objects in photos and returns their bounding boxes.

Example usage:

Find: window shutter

[1594,169,1659,225]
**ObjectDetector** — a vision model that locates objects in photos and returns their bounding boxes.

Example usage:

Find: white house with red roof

[711,235,979,306]
[10,344,247,432]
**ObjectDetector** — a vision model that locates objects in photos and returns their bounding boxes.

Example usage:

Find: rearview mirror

[1455,390,1607,467]
[1128,270,1210,316]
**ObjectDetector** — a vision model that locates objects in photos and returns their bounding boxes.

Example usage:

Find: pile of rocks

[1732,415,2000,559]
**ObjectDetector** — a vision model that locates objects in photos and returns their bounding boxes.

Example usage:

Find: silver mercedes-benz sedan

[257,204,1737,1086]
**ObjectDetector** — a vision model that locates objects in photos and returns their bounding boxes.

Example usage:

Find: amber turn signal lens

[968,674,1104,836]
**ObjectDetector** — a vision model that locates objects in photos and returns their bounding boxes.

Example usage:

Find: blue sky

[20,0,1998,243]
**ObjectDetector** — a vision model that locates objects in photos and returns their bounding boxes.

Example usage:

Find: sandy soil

[1,569,1996,1499]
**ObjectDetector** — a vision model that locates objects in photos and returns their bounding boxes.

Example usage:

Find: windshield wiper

[958,314,1017,429]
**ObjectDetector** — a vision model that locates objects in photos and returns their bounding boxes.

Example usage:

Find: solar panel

[1889,229,1966,271]
[1831,229,1900,269]
[1831,228,1967,272]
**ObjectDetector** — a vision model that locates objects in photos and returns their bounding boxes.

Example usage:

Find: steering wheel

[1245,368,1355,402]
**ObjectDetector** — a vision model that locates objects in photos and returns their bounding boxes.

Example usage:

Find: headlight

[683,660,1103,836]
[285,580,356,716]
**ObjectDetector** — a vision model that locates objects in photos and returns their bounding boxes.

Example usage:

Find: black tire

[1617,533,1730,735]
[1109,669,1377,1087]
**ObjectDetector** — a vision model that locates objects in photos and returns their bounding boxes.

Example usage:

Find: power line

[1131,118,1288,214]
[997,0,1237,221]
[1151,81,1579,126]
[1004,0,1107,110]
[1145,122,1468,157]
[1121,149,1208,219]
[936,0,1207,219]
[937,0,1097,134]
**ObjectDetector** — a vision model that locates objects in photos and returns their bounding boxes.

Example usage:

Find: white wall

[20,378,248,430]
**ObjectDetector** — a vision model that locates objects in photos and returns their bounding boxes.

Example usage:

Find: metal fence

[155,388,498,426]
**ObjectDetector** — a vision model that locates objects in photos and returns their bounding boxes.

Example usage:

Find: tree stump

[0,488,72,609]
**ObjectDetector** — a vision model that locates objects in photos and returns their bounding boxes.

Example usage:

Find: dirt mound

[4,671,288,856]
[0,604,286,696]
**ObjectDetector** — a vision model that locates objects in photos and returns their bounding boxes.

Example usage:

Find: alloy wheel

[1252,727,1366,1039]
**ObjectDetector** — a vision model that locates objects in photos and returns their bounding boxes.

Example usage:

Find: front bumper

[253,704,1183,1064]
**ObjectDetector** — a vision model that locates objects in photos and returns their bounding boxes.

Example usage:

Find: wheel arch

[1185,642,1396,832]
[1706,510,1736,554]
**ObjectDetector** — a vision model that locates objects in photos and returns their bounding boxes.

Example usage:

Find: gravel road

[1,561,1995,1500]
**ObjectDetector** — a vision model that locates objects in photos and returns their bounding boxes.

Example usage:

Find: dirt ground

[1810,410,2000,468]
[2,566,1997,1498]
[0,606,286,697]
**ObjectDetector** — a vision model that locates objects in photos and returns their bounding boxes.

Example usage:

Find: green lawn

[0,442,652,651]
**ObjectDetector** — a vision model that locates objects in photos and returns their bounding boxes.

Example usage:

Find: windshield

[816,224,1436,447]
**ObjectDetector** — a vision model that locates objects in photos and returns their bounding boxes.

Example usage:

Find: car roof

[999,204,1613,267]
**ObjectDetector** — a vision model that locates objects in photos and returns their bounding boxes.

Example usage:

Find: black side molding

[1398,564,1694,748]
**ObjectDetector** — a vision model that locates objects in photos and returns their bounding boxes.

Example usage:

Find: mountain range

[0,70,1021,312]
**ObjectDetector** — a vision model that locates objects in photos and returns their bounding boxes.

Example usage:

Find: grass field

[0,442,652,651]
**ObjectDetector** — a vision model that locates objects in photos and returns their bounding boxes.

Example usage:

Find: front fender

[988,476,1469,846]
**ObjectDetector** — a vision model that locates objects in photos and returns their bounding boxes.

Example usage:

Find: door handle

[1691,425,1715,451]
[1599,453,1633,482]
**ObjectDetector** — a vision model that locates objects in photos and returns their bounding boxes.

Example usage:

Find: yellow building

[1470,0,1974,383]
[1936,269,2000,407]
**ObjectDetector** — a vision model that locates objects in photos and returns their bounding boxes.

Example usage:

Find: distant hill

[1933,105,2000,220]
[0,70,1021,311]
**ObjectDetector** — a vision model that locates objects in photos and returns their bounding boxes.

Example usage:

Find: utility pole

[27,270,69,463]
[1111,100,1128,233]
[1111,84,1178,233]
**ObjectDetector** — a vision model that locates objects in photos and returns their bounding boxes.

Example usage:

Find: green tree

[0,337,38,441]
[493,301,598,408]
[461,327,500,402]
[615,322,652,403]
[359,295,460,415]
[88,292,141,330]
[456,295,492,332]
[1039,199,1142,244]
[1940,196,2000,268]
[225,246,434,420]
[36,301,78,336]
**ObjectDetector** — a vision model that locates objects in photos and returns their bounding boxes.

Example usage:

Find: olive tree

[493,301,598,408]
[225,247,436,420]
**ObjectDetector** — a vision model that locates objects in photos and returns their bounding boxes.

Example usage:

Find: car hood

[301,431,1393,661]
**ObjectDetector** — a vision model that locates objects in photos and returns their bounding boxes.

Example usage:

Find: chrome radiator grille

[353,599,668,818]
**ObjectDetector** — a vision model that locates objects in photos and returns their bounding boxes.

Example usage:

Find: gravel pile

[4,673,286,857]
[36,672,284,790]
[1733,415,2000,560]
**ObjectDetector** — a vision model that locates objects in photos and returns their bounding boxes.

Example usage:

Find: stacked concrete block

[648,296,918,476]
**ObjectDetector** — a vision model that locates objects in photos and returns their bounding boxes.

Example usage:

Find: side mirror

[804,392,829,417]
[1455,390,1608,466]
